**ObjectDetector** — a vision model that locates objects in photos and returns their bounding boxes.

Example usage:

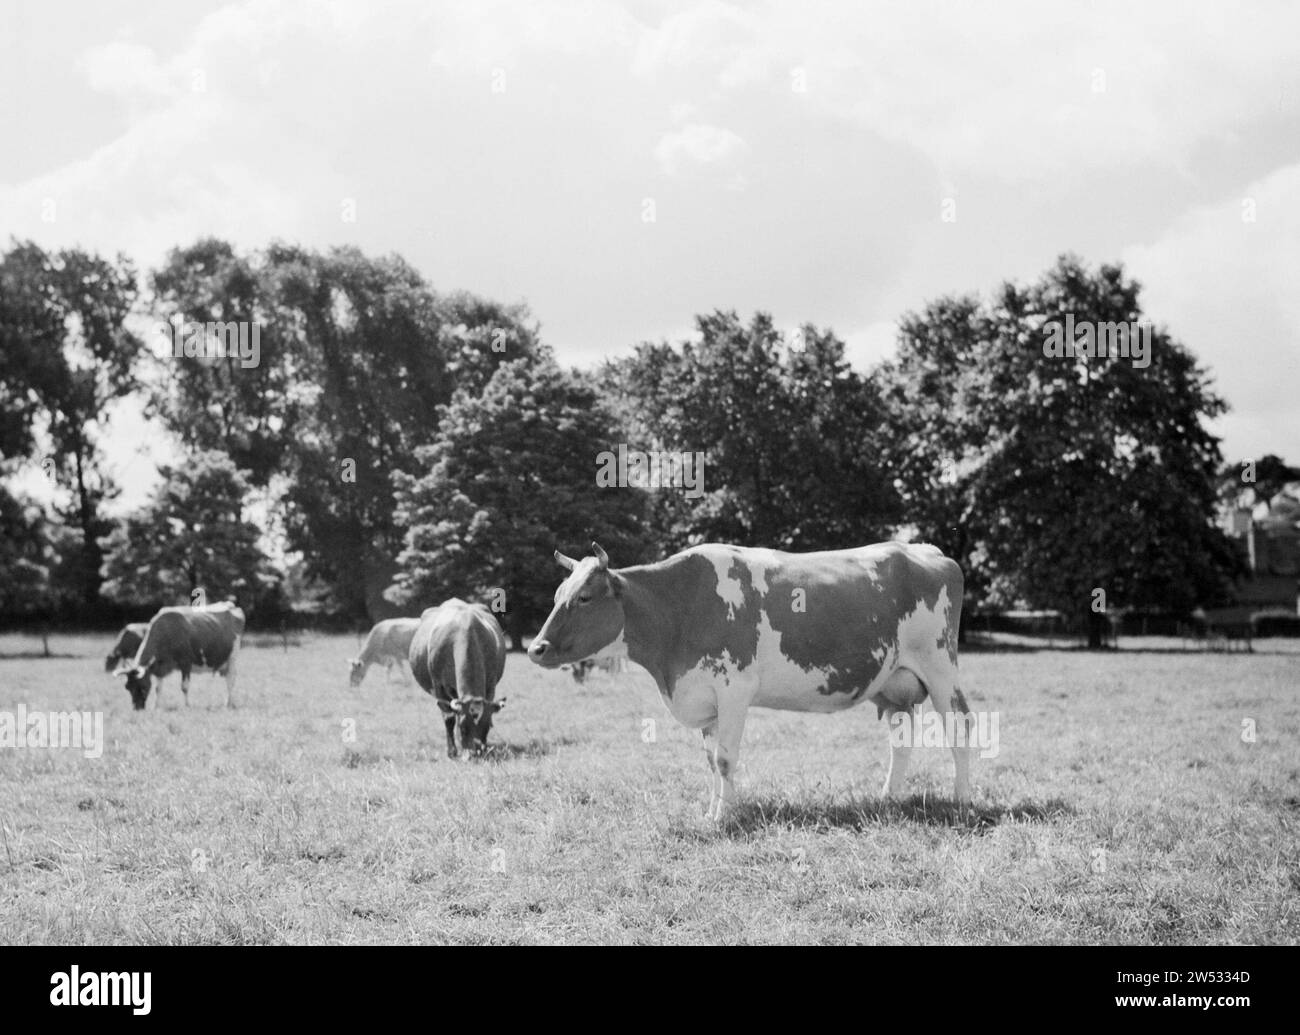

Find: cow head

[528,542,624,668]
[347,658,366,687]
[115,662,155,710]
[449,696,506,755]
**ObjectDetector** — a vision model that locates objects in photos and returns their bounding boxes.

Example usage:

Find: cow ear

[591,542,609,568]
[491,698,506,712]
[554,550,577,571]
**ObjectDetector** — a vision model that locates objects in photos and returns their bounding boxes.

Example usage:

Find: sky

[2,0,1298,511]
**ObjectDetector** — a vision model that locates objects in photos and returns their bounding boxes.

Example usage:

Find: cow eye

[577,593,592,605]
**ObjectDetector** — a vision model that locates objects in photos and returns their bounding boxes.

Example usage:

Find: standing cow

[115,603,245,710]
[408,599,507,758]
[347,618,420,687]
[528,541,972,819]
[104,623,150,673]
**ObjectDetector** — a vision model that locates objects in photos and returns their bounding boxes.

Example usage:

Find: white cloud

[654,122,747,176]
[1124,162,1300,462]
[3,0,1299,475]
[83,41,174,99]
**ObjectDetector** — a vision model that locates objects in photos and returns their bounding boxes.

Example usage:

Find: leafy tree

[879,255,1240,646]
[99,450,277,612]
[0,486,56,626]
[146,241,540,620]
[1217,454,1300,511]
[388,354,653,649]
[605,310,899,551]
[148,238,295,485]
[0,242,143,610]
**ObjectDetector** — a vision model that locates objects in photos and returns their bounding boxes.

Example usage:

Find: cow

[114,603,245,710]
[408,598,508,759]
[347,618,420,687]
[104,623,150,673]
[564,656,627,683]
[528,541,972,819]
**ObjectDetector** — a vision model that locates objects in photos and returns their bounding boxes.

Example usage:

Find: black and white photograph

[0,0,1297,979]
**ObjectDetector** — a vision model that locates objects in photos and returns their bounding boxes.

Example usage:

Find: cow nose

[528,640,549,659]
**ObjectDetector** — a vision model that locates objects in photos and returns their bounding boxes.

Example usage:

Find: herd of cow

[104,539,976,817]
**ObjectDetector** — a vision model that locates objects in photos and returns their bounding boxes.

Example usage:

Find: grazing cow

[529,541,971,819]
[348,618,420,687]
[104,623,150,673]
[408,598,507,758]
[115,603,245,710]
[564,656,627,683]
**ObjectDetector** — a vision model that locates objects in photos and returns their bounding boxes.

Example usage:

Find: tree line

[0,239,1247,647]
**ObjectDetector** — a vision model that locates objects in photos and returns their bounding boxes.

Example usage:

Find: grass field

[1,631,1298,944]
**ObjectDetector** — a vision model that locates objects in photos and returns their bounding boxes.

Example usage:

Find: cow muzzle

[527,640,560,667]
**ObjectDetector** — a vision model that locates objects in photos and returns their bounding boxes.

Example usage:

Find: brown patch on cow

[763,543,960,698]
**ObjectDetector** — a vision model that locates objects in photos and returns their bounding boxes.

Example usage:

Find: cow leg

[926,680,973,804]
[224,639,240,708]
[443,715,458,759]
[910,660,974,804]
[180,667,191,706]
[880,706,915,798]
[701,725,720,819]
[711,703,749,821]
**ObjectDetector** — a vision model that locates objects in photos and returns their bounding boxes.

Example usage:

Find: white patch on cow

[747,607,861,713]
[741,548,781,595]
[700,550,747,618]
[893,585,954,661]
[669,657,750,728]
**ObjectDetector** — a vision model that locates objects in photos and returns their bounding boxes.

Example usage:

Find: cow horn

[591,542,609,567]
[449,698,464,712]
[554,550,578,571]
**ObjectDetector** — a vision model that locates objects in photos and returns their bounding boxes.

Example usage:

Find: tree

[0,242,144,612]
[146,241,541,620]
[1217,454,1300,512]
[605,310,899,552]
[879,255,1241,646]
[98,450,278,612]
[388,354,654,649]
[0,486,60,652]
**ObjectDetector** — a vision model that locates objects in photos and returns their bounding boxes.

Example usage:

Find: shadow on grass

[715,793,1074,836]
[0,651,82,661]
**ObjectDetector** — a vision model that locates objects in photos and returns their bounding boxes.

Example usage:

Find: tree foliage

[389,354,653,648]
[99,450,276,612]
[879,255,1240,644]
[605,310,899,551]
[0,241,143,609]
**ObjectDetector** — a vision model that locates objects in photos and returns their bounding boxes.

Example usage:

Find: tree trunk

[1086,609,1108,649]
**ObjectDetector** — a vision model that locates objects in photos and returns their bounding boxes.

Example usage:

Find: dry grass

[1,632,1297,944]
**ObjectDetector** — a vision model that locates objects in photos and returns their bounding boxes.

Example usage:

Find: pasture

[1,632,1298,944]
